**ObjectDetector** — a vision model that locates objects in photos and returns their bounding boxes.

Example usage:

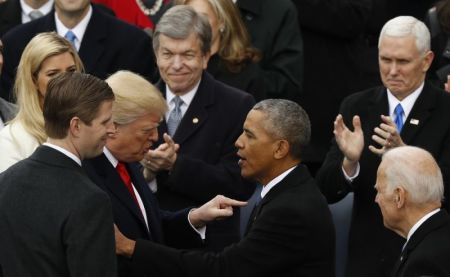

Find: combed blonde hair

[11,32,83,144]
[175,0,260,72]
[106,70,168,125]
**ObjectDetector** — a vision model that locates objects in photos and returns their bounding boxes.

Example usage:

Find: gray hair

[153,5,212,55]
[381,146,444,205]
[378,16,431,55]
[252,99,310,159]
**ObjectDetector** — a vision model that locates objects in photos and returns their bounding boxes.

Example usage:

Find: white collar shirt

[387,82,423,124]
[260,165,297,199]
[164,80,200,121]
[55,4,92,51]
[20,0,53,23]
[103,147,150,230]
[43,142,81,166]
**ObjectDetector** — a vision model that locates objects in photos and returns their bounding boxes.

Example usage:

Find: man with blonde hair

[316,15,450,277]
[83,70,246,277]
[375,146,450,277]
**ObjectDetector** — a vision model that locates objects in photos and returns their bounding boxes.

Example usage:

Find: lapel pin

[409,119,419,125]
[192,117,199,124]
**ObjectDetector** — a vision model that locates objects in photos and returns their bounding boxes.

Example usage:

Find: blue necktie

[394,104,404,132]
[64,30,77,49]
[167,96,183,136]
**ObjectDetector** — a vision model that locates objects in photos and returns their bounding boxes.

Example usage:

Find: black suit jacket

[316,82,450,277]
[131,165,335,277]
[154,72,256,251]
[391,210,450,277]
[293,0,373,165]
[83,153,202,277]
[236,0,303,101]
[0,0,21,37]
[0,146,116,277]
[0,4,156,101]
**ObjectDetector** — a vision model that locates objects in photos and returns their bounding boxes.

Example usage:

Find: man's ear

[69,117,81,137]
[394,186,406,208]
[108,123,119,138]
[273,140,290,160]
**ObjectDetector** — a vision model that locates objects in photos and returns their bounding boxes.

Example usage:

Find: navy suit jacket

[154,72,256,251]
[83,154,202,277]
[0,4,156,101]
[391,210,450,277]
[0,0,21,37]
[132,165,335,277]
[317,82,450,277]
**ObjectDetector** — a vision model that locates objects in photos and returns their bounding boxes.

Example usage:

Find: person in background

[0,0,155,101]
[235,0,303,102]
[175,0,264,100]
[0,72,117,277]
[0,0,53,37]
[375,146,450,277]
[0,32,83,172]
[0,39,17,130]
[142,5,256,251]
[425,0,450,89]
[91,0,172,34]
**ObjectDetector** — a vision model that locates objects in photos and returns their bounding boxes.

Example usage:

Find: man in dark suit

[0,72,117,276]
[316,16,450,277]
[0,0,155,101]
[141,5,256,251]
[83,70,246,277]
[375,146,450,277]
[115,99,335,277]
[0,0,53,37]
[236,0,303,102]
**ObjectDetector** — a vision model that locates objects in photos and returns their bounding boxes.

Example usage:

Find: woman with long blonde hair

[0,32,83,172]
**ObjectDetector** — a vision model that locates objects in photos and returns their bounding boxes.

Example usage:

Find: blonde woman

[0,32,83,172]
[175,0,264,99]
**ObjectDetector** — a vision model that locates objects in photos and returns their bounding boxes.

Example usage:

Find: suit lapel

[159,72,214,145]
[366,87,389,133]
[244,165,312,236]
[78,6,107,73]
[94,155,150,233]
[400,83,437,144]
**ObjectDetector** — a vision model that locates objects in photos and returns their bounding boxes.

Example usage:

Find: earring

[219,26,225,33]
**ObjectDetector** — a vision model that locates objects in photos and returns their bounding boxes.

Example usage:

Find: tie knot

[64,30,77,46]
[394,103,404,115]
[29,10,43,20]
[172,96,183,108]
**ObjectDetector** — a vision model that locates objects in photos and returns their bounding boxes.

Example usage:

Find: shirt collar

[260,165,297,199]
[55,4,92,50]
[43,142,82,166]
[406,208,440,242]
[387,82,423,120]
[103,147,119,168]
[20,0,54,23]
[165,79,200,108]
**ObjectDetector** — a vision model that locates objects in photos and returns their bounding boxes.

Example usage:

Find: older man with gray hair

[115,99,335,277]
[316,15,450,277]
[375,146,450,277]
[141,5,256,251]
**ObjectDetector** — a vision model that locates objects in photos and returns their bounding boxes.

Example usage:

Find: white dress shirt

[103,147,150,231]
[55,5,92,51]
[43,142,82,166]
[260,165,297,199]
[20,0,53,23]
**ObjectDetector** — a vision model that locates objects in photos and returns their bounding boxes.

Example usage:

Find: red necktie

[116,162,140,207]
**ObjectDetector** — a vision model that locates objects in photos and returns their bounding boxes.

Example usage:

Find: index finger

[163,133,176,146]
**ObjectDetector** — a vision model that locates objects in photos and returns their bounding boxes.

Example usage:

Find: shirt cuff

[342,162,360,182]
[188,209,206,240]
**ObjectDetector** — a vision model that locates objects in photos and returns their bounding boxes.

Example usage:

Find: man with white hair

[375,146,450,277]
[316,16,450,277]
